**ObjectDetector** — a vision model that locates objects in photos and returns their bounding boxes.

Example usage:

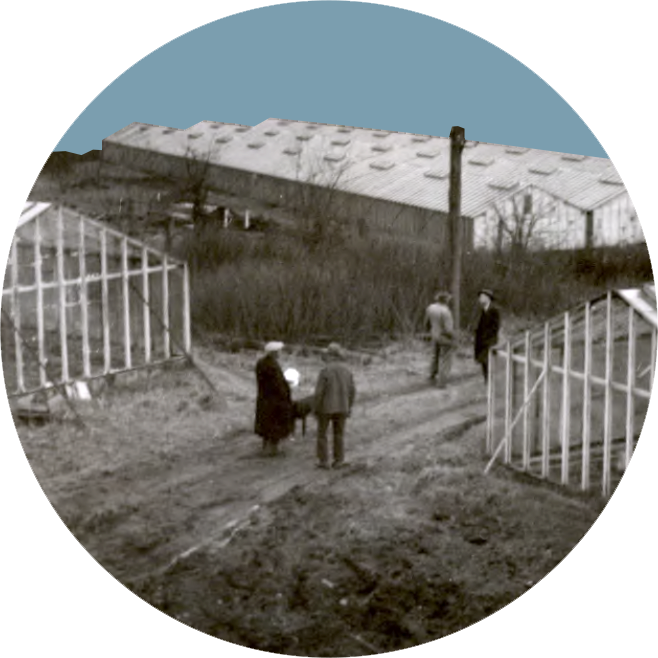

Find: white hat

[264,341,284,353]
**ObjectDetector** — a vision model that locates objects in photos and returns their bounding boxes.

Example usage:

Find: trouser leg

[332,414,347,465]
[429,342,439,379]
[316,414,330,466]
[437,345,453,387]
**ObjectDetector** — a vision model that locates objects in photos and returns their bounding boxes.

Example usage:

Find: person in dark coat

[474,289,501,382]
[255,341,294,456]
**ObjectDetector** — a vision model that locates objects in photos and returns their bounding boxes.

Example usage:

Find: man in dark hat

[425,291,455,388]
[474,289,501,382]
[255,341,294,456]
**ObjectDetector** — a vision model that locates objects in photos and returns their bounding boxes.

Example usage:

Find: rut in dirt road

[116,374,488,587]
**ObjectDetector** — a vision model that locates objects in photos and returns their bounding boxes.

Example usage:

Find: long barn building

[101,119,642,252]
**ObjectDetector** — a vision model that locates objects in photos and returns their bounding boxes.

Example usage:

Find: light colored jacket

[314,362,356,416]
[426,302,454,344]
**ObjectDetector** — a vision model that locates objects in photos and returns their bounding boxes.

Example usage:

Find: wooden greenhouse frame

[485,284,656,497]
[2,202,191,398]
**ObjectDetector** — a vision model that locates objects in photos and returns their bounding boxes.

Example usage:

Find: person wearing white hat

[313,343,356,469]
[255,341,294,456]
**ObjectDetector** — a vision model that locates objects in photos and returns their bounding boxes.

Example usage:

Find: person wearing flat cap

[255,341,294,456]
[474,289,501,382]
[313,343,356,469]
[425,291,455,388]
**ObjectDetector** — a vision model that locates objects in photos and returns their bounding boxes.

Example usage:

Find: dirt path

[40,361,487,585]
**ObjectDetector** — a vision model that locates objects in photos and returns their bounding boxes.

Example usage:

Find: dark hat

[478,289,495,301]
[324,342,345,359]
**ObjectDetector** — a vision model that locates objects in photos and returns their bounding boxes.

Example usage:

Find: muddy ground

[13,340,607,655]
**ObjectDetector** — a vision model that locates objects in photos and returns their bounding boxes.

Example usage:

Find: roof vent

[372,132,389,138]
[370,160,395,171]
[277,120,291,126]
[560,153,586,161]
[599,173,624,185]
[505,146,529,155]
[235,126,251,133]
[336,127,353,134]
[296,134,313,141]
[324,153,346,163]
[138,126,149,132]
[247,142,264,149]
[283,146,302,156]
[468,156,494,166]
[416,148,441,159]
[210,124,222,129]
[305,124,320,130]
[528,165,556,175]
[331,138,351,146]
[215,136,233,144]
[187,133,203,140]
[162,129,176,135]
[424,169,448,180]
[411,135,431,143]
[488,180,519,191]
[371,144,391,153]
[264,129,279,137]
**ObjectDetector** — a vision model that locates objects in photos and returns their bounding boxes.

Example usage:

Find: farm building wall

[593,193,642,247]
[101,141,467,245]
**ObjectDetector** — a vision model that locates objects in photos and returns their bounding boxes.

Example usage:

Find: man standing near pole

[426,291,455,388]
[474,289,501,383]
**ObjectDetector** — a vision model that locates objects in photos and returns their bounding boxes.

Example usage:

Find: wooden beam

[647,329,658,516]
[162,253,170,358]
[625,306,636,473]
[100,229,111,374]
[522,331,531,470]
[582,301,592,492]
[504,341,513,463]
[142,247,151,364]
[541,322,552,479]
[448,126,465,335]
[182,262,192,353]
[56,206,69,382]
[10,238,24,392]
[122,237,132,370]
[34,215,46,387]
[79,216,91,377]
[602,292,614,497]
[560,312,572,485]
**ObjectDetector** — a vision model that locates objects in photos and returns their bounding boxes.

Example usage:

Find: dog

[292,395,315,437]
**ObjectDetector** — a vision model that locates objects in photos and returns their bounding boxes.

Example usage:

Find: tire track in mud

[5,376,485,644]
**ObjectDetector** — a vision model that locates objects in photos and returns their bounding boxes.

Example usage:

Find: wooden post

[100,229,111,374]
[142,247,151,364]
[183,262,191,353]
[448,126,465,335]
[582,301,592,491]
[561,312,572,485]
[34,216,46,387]
[244,209,251,230]
[625,305,636,472]
[162,254,170,358]
[79,216,91,377]
[122,237,131,370]
[647,329,658,516]
[602,292,614,497]
[504,342,513,464]
[522,331,531,470]
[541,322,552,479]
[486,347,494,453]
[56,206,69,383]
[10,239,24,392]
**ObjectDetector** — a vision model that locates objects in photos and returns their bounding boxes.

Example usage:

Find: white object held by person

[284,368,300,389]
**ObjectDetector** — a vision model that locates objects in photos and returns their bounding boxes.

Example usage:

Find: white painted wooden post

[244,209,251,230]
[541,322,551,479]
[522,331,531,471]
[582,302,592,492]
[10,239,24,392]
[504,342,513,464]
[56,207,69,383]
[486,348,494,453]
[602,292,614,497]
[625,306,636,472]
[122,237,131,370]
[561,312,572,485]
[100,229,111,374]
[142,247,151,364]
[162,254,170,358]
[647,329,658,516]
[79,216,91,377]
[183,262,191,353]
[34,215,46,387]
[223,208,230,229]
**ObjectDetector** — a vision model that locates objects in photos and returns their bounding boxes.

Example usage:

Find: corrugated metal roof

[103,118,628,218]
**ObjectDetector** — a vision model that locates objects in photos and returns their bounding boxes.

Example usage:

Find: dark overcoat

[474,304,501,364]
[255,354,294,441]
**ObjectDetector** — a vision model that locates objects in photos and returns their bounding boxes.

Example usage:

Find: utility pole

[449,126,466,335]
